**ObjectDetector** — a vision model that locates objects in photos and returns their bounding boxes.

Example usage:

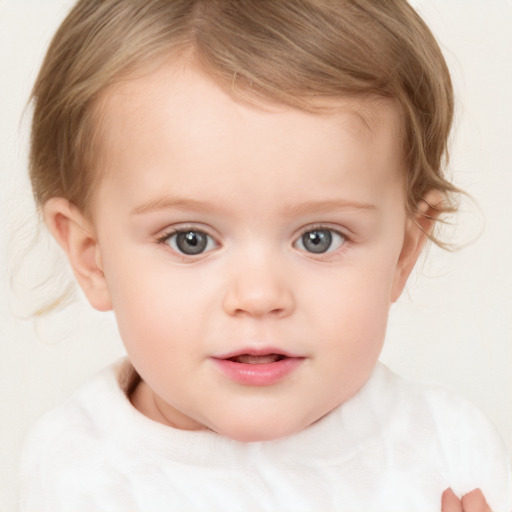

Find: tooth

[234,354,281,364]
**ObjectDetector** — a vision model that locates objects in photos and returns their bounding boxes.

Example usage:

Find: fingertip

[442,487,463,512]
[461,488,491,512]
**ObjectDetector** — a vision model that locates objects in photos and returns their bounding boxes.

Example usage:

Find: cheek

[105,255,217,352]
[310,259,397,348]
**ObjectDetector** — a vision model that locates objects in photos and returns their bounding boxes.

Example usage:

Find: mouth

[212,348,304,386]
[225,353,288,364]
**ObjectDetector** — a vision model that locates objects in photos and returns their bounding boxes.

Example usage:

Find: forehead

[90,61,404,216]
[96,59,402,152]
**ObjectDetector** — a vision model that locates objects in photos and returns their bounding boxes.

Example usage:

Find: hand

[441,488,492,512]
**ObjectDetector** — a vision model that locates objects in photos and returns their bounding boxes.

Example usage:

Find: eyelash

[156,225,218,255]
[156,224,351,258]
[294,224,350,256]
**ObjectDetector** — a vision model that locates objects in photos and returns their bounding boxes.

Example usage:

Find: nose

[222,257,295,318]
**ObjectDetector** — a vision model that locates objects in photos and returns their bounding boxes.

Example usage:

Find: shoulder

[371,363,512,506]
[416,377,511,493]
[370,363,505,434]
[18,361,128,510]
[382,364,508,453]
[375,363,510,458]
[21,362,121,450]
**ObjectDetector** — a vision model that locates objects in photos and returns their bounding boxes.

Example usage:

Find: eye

[295,228,345,254]
[163,229,217,256]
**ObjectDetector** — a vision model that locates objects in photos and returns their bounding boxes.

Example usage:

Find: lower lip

[212,357,304,386]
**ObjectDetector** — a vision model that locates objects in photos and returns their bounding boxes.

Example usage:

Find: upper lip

[213,347,303,360]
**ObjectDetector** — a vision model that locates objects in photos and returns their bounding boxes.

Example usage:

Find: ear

[43,197,112,311]
[390,190,441,302]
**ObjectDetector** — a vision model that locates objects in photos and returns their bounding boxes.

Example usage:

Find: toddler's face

[86,62,424,441]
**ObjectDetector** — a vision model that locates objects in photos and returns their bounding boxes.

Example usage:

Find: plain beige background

[1,0,511,510]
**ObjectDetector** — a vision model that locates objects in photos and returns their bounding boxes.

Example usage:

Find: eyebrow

[131,196,220,216]
[131,195,376,216]
[284,199,376,216]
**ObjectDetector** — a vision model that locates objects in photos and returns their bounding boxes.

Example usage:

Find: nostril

[222,274,295,318]
[232,305,287,318]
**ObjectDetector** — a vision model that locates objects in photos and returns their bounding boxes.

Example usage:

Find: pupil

[303,230,332,253]
[176,231,207,255]
[185,233,198,246]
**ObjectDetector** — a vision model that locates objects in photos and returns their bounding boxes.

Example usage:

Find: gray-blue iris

[176,231,208,255]
[302,230,332,253]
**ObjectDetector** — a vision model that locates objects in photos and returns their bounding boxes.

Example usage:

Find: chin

[212,416,306,443]
[221,429,294,443]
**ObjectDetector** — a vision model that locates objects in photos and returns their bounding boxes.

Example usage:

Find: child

[18,0,511,510]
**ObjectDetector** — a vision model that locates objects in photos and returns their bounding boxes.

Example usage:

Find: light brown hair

[30,0,458,230]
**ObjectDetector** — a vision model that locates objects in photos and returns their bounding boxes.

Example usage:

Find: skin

[442,488,491,512]
[44,61,489,508]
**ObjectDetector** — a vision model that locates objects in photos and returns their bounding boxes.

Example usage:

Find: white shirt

[19,360,512,512]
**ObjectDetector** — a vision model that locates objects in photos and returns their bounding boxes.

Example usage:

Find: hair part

[30,0,459,242]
